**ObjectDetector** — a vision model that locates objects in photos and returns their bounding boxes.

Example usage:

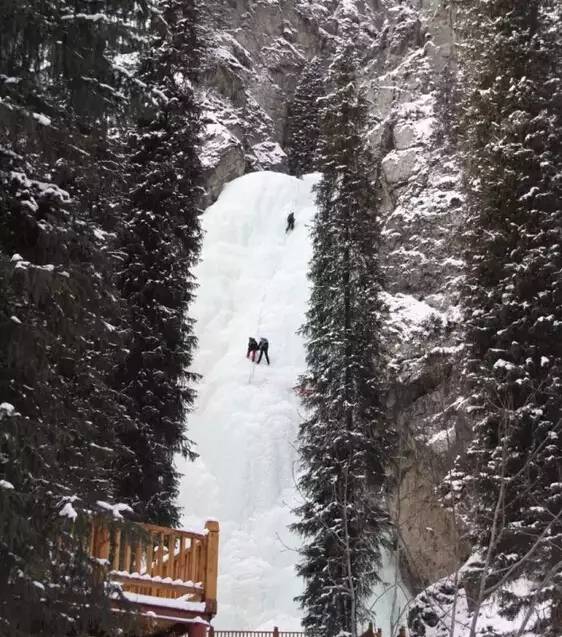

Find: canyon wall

[199,0,468,597]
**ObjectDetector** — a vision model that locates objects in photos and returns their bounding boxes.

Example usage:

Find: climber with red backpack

[247,337,259,362]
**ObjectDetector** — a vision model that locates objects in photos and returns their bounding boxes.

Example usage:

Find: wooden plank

[142,522,207,541]
[155,532,165,579]
[88,521,96,557]
[204,520,219,614]
[146,533,154,577]
[191,540,200,584]
[111,573,203,597]
[112,529,122,571]
[198,537,207,584]
[112,598,214,624]
[184,540,191,584]
[134,541,142,574]
[92,524,100,558]
[168,533,176,580]
[98,524,110,561]
[176,535,186,581]
[123,540,132,574]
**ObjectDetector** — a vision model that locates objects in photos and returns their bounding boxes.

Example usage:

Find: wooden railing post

[112,529,121,571]
[97,522,110,562]
[273,627,279,637]
[376,629,382,637]
[204,520,220,614]
[168,532,176,579]
[398,627,407,637]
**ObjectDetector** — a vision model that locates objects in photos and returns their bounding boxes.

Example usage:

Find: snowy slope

[178,171,408,632]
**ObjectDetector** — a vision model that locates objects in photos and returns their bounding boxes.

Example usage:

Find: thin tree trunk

[342,173,355,637]
[468,416,508,637]
[342,463,358,637]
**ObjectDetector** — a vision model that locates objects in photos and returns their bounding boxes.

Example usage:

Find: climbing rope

[247,192,297,385]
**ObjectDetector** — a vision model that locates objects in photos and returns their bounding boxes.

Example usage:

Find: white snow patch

[0,480,15,490]
[493,359,515,371]
[250,141,287,169]
[118,591,207,614]
[97,501,134,519]
[384,292,445,338]
[0,402,15,417]
[413,572,549,637]
[59,502,78,521]
[427,426,456,454]
[111,571,203,588]
[32,112,51,126]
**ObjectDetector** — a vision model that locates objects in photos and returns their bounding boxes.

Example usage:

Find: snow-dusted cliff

[199,0,466,594]
[199,0,385,202]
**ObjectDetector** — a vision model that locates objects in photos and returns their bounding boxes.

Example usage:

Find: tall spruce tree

[450,1,562,632]
[292,48,393,637]
[112,0,202,526]
[286,57,324,178]
[0,1,153,633]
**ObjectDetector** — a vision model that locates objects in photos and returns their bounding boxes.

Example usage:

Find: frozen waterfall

[178,172,408,632]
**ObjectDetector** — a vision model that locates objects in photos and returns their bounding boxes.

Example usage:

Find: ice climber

[286,212,295,233]
[247,337,259,362]
[257,337,270,365]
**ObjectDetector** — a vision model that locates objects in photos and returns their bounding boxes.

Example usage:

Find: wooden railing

[209,626,306,637]
[213,625,407,637]
[213,631,308,637]
[90,518,219,615]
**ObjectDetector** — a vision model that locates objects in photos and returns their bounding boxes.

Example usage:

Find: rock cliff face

[199,0,384,200]
[200,0,467,601]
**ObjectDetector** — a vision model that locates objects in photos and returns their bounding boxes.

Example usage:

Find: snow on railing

[90,518,219,615]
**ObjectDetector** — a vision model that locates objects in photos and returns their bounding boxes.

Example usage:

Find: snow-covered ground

[178,171,408,632]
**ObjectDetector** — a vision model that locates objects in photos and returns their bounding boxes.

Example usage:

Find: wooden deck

[90,518,219,637]
[89,522,409,637]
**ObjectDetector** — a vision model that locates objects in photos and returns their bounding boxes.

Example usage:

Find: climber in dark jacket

[247,337,259,362]
[257,337,270,365]
[286,212,295,233]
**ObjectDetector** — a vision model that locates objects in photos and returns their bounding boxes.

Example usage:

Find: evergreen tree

[286,57,324,178]
[450,1,562,632]
[112,0,203,526]
[292,48,393,637]
[0,1,152,633]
